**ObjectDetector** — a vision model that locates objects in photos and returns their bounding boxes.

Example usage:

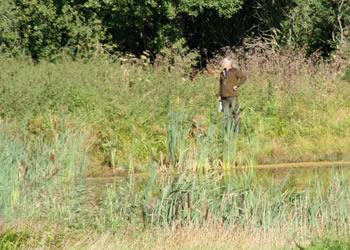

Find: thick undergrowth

[0,52,349,172]
[0,51,349,248]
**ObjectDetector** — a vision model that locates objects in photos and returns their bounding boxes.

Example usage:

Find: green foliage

[0,0,243,59]
[1,0,348,60]
[0,117,86,217]
[2,169,350,248]
[0,231,30,249]
[98,169,350,235]
[0,54,349,169]
[299,237,350,249]
[0,0,104,60]
[280,0,350,55]
[342,65,350,82]
[0,52,349,249]
[159,38,199,73]
[167,0,243,18]
[90,0,243,56]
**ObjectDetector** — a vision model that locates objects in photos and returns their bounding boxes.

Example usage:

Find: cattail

[175,202,179,221]
[180,194,184,210]
[187,192,191,218]
[205,207,209,222]
[50,150,55,165]
[18,162,28,181]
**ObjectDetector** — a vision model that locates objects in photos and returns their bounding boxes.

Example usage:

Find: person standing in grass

[218,57,247,130]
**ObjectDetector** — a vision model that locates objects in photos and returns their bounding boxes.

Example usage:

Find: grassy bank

[1,50,350,248]
[2,222,349,249]
[0,54,349,173]
[0,118,349,248]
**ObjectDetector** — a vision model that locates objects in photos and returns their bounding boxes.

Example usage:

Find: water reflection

[87,163,350,191]
[228,166,350,191]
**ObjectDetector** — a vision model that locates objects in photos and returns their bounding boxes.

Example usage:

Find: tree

[0,0,104,61]
[92,0,243,57]
[1,0,347,61]
[279,0,350,55]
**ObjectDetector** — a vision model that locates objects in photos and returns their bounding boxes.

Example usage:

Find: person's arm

[235,69,247,87]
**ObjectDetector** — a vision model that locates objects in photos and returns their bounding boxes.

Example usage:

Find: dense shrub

[1,0,349,60]
[0,0,104,61]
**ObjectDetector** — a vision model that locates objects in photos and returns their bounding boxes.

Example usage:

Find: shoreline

[86,160,350,180]
[238,160,350,169]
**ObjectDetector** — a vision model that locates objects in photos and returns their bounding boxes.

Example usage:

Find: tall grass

[1,50,349,248]
[0,117,86,217]
[0,117,348,248]
[99,168,350,233]
[0,52,349,171]
[1,167,349,249]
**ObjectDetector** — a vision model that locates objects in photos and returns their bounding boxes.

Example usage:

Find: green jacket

[219,68,247,97]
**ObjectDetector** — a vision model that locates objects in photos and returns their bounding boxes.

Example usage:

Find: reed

[0,52,349,248]
[0,53,348,172]
[97,167,350,238]
[1,164,349,248]
[0,117,87,217]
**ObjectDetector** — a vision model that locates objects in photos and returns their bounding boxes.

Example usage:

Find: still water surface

[87,162,350,190]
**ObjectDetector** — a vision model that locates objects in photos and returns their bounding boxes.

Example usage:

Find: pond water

[87,161,350,190]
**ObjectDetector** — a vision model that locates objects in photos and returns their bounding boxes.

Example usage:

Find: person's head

[221,57,233,70]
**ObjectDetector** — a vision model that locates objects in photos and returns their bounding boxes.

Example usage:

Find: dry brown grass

[2,220,336,249]
[207,41,348,83]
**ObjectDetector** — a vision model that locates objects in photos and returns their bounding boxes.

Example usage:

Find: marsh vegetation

[0,48,349,248]
[1,0,349,247]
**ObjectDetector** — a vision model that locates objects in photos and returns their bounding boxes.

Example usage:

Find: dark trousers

[222,96,241,132]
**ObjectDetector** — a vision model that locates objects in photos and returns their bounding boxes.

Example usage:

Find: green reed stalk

[0,117,86,218]
[98,167,350,238]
